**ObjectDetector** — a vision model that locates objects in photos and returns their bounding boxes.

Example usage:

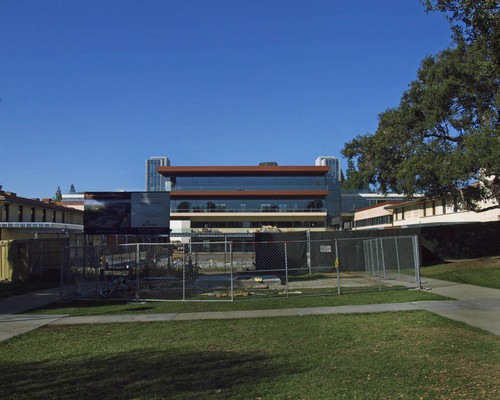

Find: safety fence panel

[0,238,68,282]
[60,235,420,302]
[61,245,119,300]
[135,242,235,301]
[362,236,420,287]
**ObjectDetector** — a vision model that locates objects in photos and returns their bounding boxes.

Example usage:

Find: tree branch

[470,204,500,213]
[422,132,462,142]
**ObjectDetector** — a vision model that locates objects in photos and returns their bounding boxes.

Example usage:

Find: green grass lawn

[421,257,500,289]
[30,288,447,316]
[1,310,499,399]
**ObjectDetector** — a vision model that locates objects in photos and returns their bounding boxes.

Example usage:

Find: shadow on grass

[0,348,298,399]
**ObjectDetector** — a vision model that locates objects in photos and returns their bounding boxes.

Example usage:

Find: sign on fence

[84,191,171,235]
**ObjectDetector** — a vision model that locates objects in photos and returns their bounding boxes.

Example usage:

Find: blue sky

[1,0,453,199]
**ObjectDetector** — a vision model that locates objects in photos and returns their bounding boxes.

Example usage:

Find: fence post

[182,244,186,301]
[364,240,370,275]
[135,243,140,301]
[335,239,340,295]
[230,242,234,302]
[69,245,74,297]
[96,247,99,302]
[284,242,289,298]
[39,239,43,279]
[306,230,312,274]
[375,240,382,290]
[395,237,401,276]
[60,246,65,300]
[195,247,198,270]
[0,243,3,281]
[380,238,387,280]
[224,237,227,274]
[369,240,375,276]
[83,236,88,281]
[412,235,422,288]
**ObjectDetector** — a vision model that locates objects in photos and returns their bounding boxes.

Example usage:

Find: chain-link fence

[362,236,421,286]
[60,235,421,301]
[0,239,68,282]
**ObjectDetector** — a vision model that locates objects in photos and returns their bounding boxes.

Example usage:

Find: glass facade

[315,157,342,220]
[171,198,326,213]
[342,193,407,213]
[160,159,344,229]
[354,215,393,228]
[342,195,377,213]
[191,220,325,229]
[169,175,327,191]
[146,157,170,191]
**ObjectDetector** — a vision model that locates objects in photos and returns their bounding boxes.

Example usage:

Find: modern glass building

[146,157,170,192]
[158,160,342,233]
[315,156,342,226]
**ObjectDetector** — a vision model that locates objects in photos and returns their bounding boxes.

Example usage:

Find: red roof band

[157,165,330,177]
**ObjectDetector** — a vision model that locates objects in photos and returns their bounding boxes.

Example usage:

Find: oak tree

[342,1,499,211]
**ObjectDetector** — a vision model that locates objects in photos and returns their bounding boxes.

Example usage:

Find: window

[18,206,23,222]
[401,208,405,220]
[31,207,36,222]
[42,209,46,222]
[442,199,446,214]
[2,204,9,222]
[62,212,65,223]
[52,211,56,222]
[423,202,427,217]
[432,201,436,216]
[261,204,272,212]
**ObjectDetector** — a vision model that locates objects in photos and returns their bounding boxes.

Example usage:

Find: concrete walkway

[1,278,500,342]
[0,287,65,342]
[0,287,61,315]
[413,277,500,336]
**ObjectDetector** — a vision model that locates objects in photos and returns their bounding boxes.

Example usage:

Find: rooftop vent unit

[259,162,278,166]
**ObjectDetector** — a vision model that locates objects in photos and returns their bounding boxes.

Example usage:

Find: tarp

[254,232,307,274]
[313,221,500,265]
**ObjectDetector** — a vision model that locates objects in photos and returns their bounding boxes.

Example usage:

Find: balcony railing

[0,222,83,231]
[171,208,327,213]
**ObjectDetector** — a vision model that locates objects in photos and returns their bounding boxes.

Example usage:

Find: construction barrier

[60,235,421,301]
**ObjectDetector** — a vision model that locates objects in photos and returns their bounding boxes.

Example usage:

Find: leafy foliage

[422,0,500,68]
[341,159,370,191]
[342,1,500,210]
[53,186,62,202]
